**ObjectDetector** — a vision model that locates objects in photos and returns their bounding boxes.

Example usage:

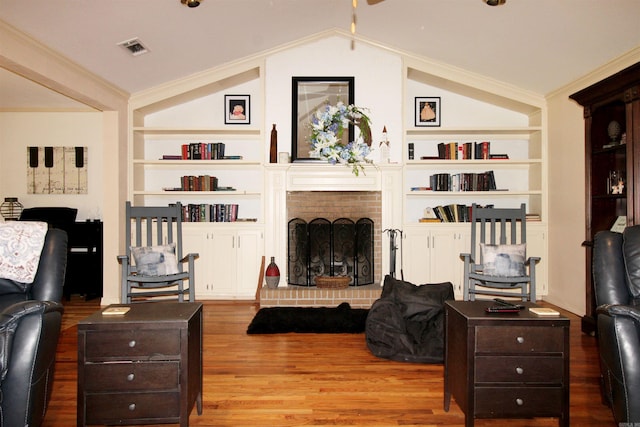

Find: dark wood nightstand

[444,300,569,427]
[77,302,203,427]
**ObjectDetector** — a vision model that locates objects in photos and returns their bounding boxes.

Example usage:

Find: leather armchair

[0,228,67,427]
[592,225,640,424]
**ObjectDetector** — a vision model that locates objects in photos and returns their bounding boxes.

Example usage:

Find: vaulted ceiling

[1,0,640,109]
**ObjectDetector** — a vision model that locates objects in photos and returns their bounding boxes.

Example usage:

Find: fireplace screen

[288,217,374,286]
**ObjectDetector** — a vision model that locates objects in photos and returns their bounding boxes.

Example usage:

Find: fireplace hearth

[288,217,374,287]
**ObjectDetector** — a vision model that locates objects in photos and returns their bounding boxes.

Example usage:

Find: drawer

[475,356,564,384]
[83,329,181,360]
[85,391,179,423]
[476,326,565,353]
[475,386,563,417]
[82,361,179,392]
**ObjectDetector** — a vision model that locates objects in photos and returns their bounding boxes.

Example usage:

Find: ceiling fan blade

[366,0,385,4]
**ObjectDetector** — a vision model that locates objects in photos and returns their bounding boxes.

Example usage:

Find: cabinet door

[209,229,237,296]
[178,226,213,297]
[526,227,547,297]
[235,229,263,297]
[402,228,430,284]
[431,228,468,298]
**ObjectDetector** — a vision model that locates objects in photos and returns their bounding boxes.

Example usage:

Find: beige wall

[0,20,128,305]
[545,48,640,316]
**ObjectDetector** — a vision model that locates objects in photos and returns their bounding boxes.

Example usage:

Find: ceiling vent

[117,38,149,56]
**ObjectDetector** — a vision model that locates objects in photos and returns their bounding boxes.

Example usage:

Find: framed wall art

[291,76,354,162]
[225,95,250,124]
[415,97,441,127]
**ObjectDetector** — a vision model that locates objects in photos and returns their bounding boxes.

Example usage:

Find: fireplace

[260,164,400,307]
[288,217,374,286]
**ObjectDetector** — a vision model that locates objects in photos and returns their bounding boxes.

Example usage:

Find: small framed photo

[415,97,440,127]
[225,95,250,125]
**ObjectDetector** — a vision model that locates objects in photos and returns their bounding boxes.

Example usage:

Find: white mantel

[264,163,403,286]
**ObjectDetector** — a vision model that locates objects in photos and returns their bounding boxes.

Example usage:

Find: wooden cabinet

[444,300,570,427]
[183,224,263,299]
[77,302,203,427]
[570,62,640,335]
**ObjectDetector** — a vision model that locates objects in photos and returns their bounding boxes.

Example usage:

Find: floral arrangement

[309,101,372,176]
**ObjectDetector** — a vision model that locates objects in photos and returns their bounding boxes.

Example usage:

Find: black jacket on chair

[0,228,67,427]
[593,225,640,424]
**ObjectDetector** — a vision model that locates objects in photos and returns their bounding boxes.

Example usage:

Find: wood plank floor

[45,297,615,426]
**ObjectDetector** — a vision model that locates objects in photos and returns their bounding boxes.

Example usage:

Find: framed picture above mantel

[291,76,354,162]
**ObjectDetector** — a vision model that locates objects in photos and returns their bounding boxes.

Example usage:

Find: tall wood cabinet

[570,62,640,335]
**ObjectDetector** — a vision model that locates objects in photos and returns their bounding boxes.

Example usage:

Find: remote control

[493,298,524,309]
[485,306,521,313]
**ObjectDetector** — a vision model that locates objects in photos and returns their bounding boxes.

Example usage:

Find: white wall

[265,36,403,163]
[0,112,104,220]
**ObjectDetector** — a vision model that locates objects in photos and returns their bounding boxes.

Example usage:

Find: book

[102,306,130,316]
[529,307,560,316]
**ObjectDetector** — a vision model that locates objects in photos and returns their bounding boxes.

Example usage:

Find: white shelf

[133,127,262,137]
[133,190,262,196]
[133,160,262,166]
[405,190,542,196]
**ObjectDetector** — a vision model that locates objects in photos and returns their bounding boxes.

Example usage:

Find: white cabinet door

[402,228,430,284]
[525,226,547,298]
[430,228,468,298]
[235,229,263,298]
[209,228,237,296]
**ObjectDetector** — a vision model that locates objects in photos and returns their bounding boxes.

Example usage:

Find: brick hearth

[259,284,382,308]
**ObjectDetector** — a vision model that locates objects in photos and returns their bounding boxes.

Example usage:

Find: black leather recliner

[593,225,640,424]
[0,228,67,427]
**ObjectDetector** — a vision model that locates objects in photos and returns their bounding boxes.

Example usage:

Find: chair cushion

[480,243,526,277]
[130,243,179,276]
[0,221,48,286]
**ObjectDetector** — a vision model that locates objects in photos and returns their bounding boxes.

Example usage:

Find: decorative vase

[265,256,280,288]
[608,120,621,144]
[270,124,278,163]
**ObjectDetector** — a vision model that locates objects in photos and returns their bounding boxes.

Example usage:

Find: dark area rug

[247,302,369,334]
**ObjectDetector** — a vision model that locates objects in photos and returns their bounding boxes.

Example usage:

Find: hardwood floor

[47,297,615,426]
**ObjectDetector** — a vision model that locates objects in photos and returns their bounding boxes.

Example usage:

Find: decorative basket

[315,276,350,289]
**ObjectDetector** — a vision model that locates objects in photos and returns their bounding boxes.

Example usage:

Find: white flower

[308,102,372,176]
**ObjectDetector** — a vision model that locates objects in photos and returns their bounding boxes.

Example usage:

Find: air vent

[117,38,149,56]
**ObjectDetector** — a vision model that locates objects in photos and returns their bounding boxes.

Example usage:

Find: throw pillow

[480,243,526,277]
[130,243,179,276]
[0,221,48,285]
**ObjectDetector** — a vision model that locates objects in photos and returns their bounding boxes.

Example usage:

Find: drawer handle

[128,403,136,411]
[515,367,524,375]
[515,398,524,406]
[516,336,524,344]
[128,340,136,348]
[127,373,135,381]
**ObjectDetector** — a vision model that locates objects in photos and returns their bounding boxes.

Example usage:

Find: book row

[162,175,235,192]
[429,171,497,192]
[420,204,541,223]
[182,203,239,222]
[421,204,475,223]
[420,141,508,160]
[160,142,242,160]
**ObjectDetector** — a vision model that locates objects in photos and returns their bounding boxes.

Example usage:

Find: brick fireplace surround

[260,164,402,308]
